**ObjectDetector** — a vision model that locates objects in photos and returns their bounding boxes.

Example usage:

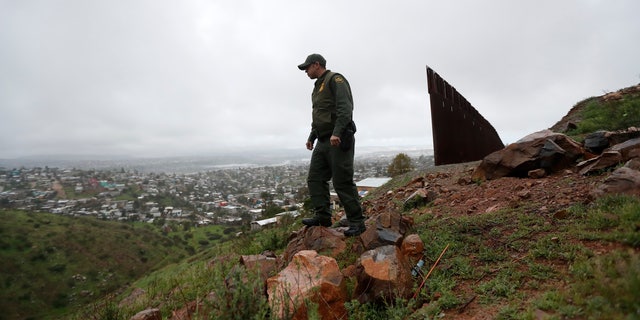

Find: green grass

[567,91,640,137]
[0,209,192,320]
[408,194,640,319]
[68,217,303,320]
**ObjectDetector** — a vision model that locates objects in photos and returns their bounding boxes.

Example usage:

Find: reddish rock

[359,209,415,251]
[403,188,438,210]
[377,210,404,231]
[239,253,279,280]
[342,264,358,278]
[577,150,623,175]
[360,226,402,250]
[354,245,414,303]
[592,164,640,197]
[130,308,161,320]
[282,227,347,266]
[267,250,347,320]
[609,137,640,160]
[401,234,424,260]
[607,128,640,146]
[528,168,547,179]
[626,158,640,171]
[473,131,584,180]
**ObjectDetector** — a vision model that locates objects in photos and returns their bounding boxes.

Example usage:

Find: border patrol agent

[297,53,366,237]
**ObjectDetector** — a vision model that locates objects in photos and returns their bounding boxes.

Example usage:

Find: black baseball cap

[298,53,326,70]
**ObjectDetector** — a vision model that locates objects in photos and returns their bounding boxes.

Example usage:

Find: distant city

[0,147,434,229]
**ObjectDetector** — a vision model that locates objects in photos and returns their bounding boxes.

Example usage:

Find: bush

[387,153,414,177]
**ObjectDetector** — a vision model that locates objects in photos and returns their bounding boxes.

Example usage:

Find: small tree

[387,153,414,177]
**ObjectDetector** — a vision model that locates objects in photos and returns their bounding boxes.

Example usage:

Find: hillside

[0,211,193,320]
[362,162,638,319]
[549,84,640,135]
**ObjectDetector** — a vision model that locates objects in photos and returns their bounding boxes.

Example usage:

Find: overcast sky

[1,0,639,159]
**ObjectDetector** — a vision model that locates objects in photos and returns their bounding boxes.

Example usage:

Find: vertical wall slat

[426,66,504,165]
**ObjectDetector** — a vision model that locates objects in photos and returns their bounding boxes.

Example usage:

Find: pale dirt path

[52,180,67,199]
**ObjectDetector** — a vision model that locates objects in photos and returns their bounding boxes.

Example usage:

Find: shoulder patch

[334,76,344,83]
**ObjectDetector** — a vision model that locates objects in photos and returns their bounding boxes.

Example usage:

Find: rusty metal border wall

[427,66,504,165]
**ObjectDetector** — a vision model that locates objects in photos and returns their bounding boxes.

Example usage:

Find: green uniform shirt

[308,70,354,142]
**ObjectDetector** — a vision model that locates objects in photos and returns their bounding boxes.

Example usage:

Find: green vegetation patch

[0,209,191,320]
[568,92,640,137]
[410,194,640,319]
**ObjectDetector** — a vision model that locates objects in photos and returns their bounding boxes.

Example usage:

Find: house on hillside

[250,217,277,231]
[149,207,161,218]
[250,210,300,231]
[356,177,392,197]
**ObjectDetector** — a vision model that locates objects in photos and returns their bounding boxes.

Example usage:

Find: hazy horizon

[0,145,434,173]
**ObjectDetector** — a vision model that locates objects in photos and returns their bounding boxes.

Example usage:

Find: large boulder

[266,250,347,320]
[353,245,414,304]
[473,130,584,180]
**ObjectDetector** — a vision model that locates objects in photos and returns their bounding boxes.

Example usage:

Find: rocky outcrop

[584,127,640,153]
[257,200,425,318]
[578,135,640,175]
[472,130,584,180]
[473,127,640,180]
[266,250,347,320]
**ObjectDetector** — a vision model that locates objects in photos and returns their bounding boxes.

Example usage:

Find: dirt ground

[366,161,604,219]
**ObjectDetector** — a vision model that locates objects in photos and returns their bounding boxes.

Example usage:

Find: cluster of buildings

[0,158,403,230]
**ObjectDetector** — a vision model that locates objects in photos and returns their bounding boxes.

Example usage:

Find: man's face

[305,62,321,79]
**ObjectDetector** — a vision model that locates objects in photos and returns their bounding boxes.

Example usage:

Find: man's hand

[330,135,341,147]
[306,140,314,150]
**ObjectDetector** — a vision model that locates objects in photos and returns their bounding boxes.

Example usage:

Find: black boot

[344,223,366,237]
[302,217,332,227]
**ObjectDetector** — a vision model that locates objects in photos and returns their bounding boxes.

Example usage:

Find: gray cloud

[1,0,639,158]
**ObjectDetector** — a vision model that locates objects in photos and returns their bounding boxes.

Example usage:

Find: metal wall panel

[427,67,504,165]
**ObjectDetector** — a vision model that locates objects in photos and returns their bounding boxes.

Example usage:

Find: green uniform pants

[307,138,364,226]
